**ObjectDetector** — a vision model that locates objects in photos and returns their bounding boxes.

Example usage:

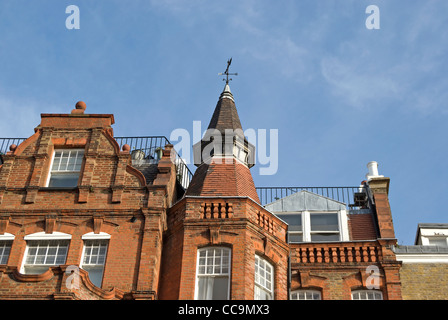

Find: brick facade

[0,102,177,300]
[159,196,289,300]
[0,86,409,300]
[399,263,448,300]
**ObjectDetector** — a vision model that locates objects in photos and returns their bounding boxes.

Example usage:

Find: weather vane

[218,58,238,84]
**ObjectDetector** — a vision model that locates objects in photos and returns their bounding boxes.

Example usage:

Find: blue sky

[0,0,447,245]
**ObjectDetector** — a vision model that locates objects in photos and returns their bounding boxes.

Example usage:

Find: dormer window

[427,237,448,247]
[276,211,348,243]
[47,149,84,187]
[233,144,248,163]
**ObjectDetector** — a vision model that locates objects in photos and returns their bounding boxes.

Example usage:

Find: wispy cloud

[319,1,448,115]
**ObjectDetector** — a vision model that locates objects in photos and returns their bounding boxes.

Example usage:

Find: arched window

[80,232,110,288]
[254,255,274,300]
[290,289,321,300]
[351,289,383,300]
[22,231,71,274]
[0,233,14,265]
[195,247,231,300]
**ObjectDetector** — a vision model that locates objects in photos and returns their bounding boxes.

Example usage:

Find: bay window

[276,210,348,243]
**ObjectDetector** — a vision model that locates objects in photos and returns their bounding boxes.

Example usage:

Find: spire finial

[218,58,238,84]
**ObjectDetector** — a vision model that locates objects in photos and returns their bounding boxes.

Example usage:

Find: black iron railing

[0,136,193,189]
[256,186,369,210]
[0,138,26,155]
[115,136,193,189]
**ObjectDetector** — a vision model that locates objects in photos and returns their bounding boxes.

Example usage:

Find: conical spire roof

[207,83,243,133]
[186,84,260,203]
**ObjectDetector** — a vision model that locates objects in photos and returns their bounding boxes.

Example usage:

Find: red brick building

[0,84,401,300]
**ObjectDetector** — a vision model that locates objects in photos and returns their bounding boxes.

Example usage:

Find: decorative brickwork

[290,238,402,300]
[0,86,409,300]
[0,102,177,300]
[159,196,289,300]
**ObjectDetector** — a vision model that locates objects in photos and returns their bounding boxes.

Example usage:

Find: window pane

[254,255,274,299]
[24,266,51,275]
[84,266,104,287]
[196,248,231,300]
[310,233,340,242]
[428,237,447,247]
[212,277,229,300]
[288,233,303,243]
[55,256,66,264]
[0,241,12,264]
[197,277,206,299]
[51,150,84,173]
[24,240,69,270]
[197,247,231,276]
[310,213,339,231]
[48,173,80,187]
[277,214,302,231]
[45,255,56,264]
[82,240,108,266]
[254,285,272,300]
[35,255,46,264]
[197,276,229,300]
[352,290,383,300]
[291,289,321,300]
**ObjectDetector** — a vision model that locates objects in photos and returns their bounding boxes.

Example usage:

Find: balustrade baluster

[355,247,361,262]
[205,204,211,219]
[309,248,315,263]
[347,247,354,262]
[316,248,322,263]
[362,247,369,262]
[369,246,377,262]
[324,248,330,263]
[340,247,346,262]
[301,248,308,263]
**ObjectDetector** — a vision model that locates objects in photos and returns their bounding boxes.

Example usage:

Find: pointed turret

[186,83,260,203]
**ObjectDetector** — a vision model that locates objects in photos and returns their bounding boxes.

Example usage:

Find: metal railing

[256,186,369,210]
[0,136,193,189]
[115,136,193,189]
[0,138,26,155]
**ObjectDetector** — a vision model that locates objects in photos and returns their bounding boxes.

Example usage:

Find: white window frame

[290,289,322,300]
[21,232,71,274]
[351,289,383,300]
[254,255,274,300]
[426,236,448,247]
[276,210,349,243]
[0,233,14,265]
[194,247,231,300]
[276,212,303,243]
[46,149,84,187]
[80,232,110,288]
[308,211,341,242]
